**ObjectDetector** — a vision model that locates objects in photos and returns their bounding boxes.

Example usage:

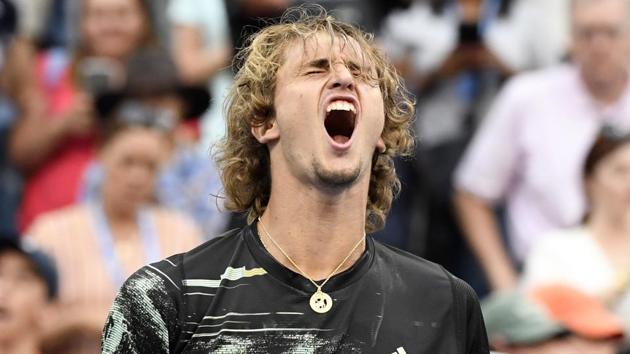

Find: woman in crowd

[521,126,630,346]
[25,109,202,337]
[9,0,157,231]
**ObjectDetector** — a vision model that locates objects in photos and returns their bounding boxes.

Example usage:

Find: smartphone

[458,23,481,45]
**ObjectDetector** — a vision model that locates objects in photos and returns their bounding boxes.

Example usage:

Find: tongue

[332,135,350,144]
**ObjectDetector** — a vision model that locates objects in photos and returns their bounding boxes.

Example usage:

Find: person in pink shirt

[8,0,157,231]
[27,109,202,341]
[454,0,630,291]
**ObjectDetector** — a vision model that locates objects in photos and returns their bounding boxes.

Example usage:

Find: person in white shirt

[521,126,630,343]
[454,0,630,291]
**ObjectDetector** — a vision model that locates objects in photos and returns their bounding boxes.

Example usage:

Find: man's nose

[328,64,355,91]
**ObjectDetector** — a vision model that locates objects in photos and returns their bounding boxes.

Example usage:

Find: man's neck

[583,71,628,106]
[258,174,369,281]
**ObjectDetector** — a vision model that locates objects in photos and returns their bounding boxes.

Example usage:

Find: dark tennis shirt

[101,224,489,353]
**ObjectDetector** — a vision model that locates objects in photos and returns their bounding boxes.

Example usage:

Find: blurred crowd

[0,0,630,353]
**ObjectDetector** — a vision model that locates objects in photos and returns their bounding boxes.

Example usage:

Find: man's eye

[306,70,325,75]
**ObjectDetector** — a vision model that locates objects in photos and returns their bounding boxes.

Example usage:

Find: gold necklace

[257,217,366,314]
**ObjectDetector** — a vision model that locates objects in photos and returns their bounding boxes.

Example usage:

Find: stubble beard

[312,160,362,190]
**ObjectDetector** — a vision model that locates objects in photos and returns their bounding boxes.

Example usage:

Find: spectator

[9,0,158,231]
[379,0,564,286]
[81,48,229,238]
[454,0,630,291]
[168,0,233,153]
[483,284,624,354]
[0,236,58,354]
[521,126,630,345]
[26,110,202,336]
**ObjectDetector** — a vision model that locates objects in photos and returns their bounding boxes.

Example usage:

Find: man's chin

[313,164,362,189]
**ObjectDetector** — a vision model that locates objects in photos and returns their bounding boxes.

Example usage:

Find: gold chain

[257,217,365,292]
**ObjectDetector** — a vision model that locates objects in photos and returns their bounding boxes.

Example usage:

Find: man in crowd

[454,0,630,290]
[101,6,489,353]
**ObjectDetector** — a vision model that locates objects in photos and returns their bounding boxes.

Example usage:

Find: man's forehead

[572,0,630,24]
[284,32,373,69]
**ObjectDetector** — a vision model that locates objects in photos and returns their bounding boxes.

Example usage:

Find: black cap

[0,0,17,40]
[0,235,59,300]
[95,48,211,122]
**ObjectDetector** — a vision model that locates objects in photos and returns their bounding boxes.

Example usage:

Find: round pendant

[309,290,333,313]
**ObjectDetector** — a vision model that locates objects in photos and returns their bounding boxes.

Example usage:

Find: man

[0,236,58,354]
[454,0,630,290]
[101,6,489,353]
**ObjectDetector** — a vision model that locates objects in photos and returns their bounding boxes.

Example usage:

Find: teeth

[326,100,356,114]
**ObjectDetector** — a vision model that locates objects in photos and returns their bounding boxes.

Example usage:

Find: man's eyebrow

[346,60,362,70]
[304,58,330,69]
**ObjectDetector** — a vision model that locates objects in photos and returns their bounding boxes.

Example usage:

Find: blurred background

[1,0,630,353]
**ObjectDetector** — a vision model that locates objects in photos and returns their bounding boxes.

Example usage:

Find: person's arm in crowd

[170,24,231,85]
[454,191,518,291]
[8,89,95,173]
[452,75,529,291]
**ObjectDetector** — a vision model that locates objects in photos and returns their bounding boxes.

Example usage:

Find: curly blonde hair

[216,5,415,233]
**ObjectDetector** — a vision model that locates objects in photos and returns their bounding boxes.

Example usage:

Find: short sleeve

[101,261,182,354]
[167,0,197,25]
[454,75,528,203]
[379,3,456,74]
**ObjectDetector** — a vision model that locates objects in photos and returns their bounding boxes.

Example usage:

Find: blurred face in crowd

[571,0,630,86]
[0,250,49,346]
[586,141,630,220]
[100,127,167,214]
[81,0,150,59]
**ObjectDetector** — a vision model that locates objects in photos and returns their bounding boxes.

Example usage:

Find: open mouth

[324,100,357,145]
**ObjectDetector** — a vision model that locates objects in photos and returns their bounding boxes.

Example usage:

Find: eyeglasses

[599,124,630,141]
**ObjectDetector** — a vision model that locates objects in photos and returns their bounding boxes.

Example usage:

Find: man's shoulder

[372,240,483,329]
[372,240,456,290]
[503,64,577,97]
[148,227,245,277]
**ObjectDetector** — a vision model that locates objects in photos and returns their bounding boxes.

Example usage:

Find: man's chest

[176,276,457,353]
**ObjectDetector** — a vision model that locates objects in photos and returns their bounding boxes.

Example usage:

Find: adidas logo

[390,347,407,354]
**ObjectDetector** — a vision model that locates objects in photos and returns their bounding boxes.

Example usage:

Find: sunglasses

[599,124,630,141]
[114,100,177,132]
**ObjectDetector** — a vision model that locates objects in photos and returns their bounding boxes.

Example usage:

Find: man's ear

[376,137,386,154]
[251,119,280,144]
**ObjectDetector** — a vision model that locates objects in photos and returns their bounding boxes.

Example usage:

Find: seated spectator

[454,0,630,291]
[80,48,229,237]
[0,236,58,354]
[483,284,624,354]
[9,0,158,231]
[26,110,202,336]
[521,126,630,345]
